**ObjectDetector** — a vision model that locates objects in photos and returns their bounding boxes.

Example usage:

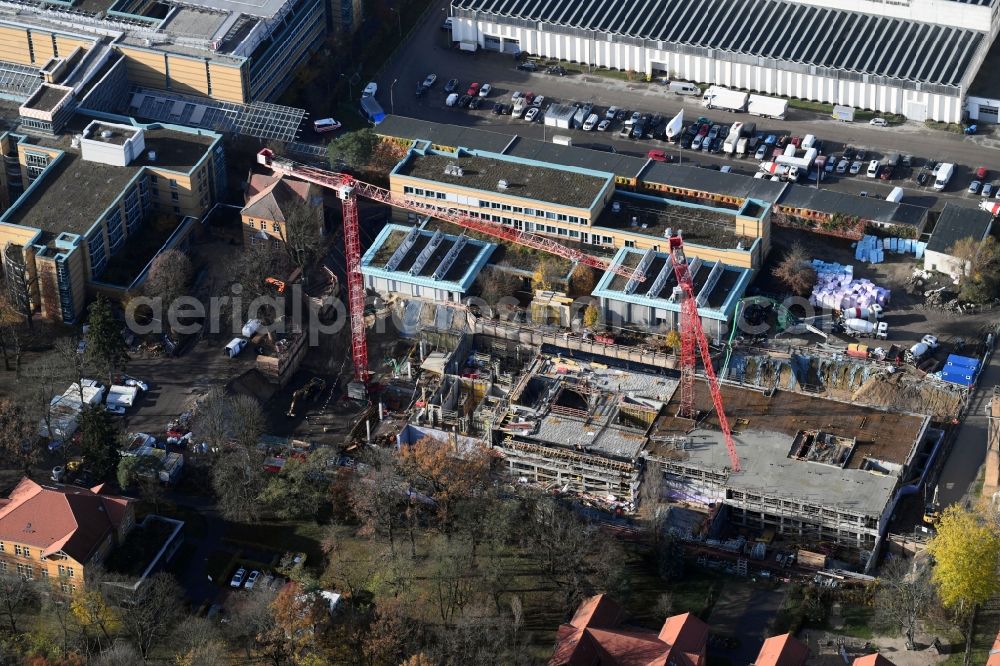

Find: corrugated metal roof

[453,0,984,85]
[642,163,787,203]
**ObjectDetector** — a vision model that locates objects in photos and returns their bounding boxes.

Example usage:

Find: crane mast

[668,234,742,473]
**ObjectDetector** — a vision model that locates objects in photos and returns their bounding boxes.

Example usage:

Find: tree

[258,447,333,520]
[264,581,324,663]
[475,263,522,310]
[92,643,142,666]
[108,572,183,662]
[230,394,265,450]
[232,241,290,323]
[0,399,37,475]
[3,242,34,329]
[397,437,492,533]
[772,242,816,296]
[193,387,229,452]
[143,249,193,312]
[582,304,601,329]
[211,445,267,523]
[277,195,327,275]
[662,329,681,352]
[170,617,228,666]
[84,296,128,386]
[950,236,1000,304]
[0,291,26,372]
[926,506,1000,616]
[328,128,380,169]
[0,571,39,633]
[78,407,121,482]
[568,265,598,297]
[875,557,934,650]
[70,586,120,651]
[362,597,411,666]
[350,451,405,553]
[531,258,561,292]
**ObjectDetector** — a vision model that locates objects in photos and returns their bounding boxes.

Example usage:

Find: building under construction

[461,344,937,565]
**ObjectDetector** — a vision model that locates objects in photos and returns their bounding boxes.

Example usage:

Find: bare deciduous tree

[772,242,817,296]
[876,557,935,650]
[0,398,36,475]
[107,571,184,662]
[277,195,327,275]
[0,571,39,633]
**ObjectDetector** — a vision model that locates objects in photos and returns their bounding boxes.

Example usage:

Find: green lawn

[925,120,965,134]
[787,98,835,114]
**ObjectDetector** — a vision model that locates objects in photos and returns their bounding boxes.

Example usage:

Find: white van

[445,93,459,107]
[668,81,700,96]
[801,134,815,150]
[552,135,573,146]
[224,338,247,358]
[866,160,880,178]
[312,118,341,133]
[885,187,904,203]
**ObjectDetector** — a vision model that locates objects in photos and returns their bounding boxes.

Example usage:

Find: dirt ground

[758,227,998,352]
[804,630,949,666]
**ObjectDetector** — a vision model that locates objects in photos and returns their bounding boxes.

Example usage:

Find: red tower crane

[256,149,642,387]
[667,234,742,473]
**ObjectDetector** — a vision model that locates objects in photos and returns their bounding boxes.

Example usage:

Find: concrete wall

[924,248,968,279]
[364,274,462,302]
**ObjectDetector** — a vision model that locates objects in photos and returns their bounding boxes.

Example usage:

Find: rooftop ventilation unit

[443,163,463,177]
[100,130,113,139]
[497,179,508,190]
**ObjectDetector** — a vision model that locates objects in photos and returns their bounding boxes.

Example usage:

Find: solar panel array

[454,0,985,85]
[0,61,41,98]
[128,86,303,142]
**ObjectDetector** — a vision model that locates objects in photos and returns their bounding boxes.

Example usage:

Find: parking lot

[369,1,1000,213]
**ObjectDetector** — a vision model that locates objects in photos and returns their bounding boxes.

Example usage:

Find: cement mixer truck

[905,334,939,363]
[840,305,883,321]
[840,318,888,339]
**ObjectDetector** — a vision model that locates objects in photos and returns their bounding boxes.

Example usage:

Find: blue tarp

[945,354,979,370]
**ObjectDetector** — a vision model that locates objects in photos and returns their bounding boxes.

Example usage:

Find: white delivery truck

[934,163,954,190]
[552,135,573,146]
[801,134,816,150]
[723,122,743,154]
[886,187,904,203]
[702,86,748,112]
[746,94,787,119]
[736,137,749,157]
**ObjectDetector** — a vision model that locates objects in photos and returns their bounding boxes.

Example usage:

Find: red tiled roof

[853,654,896,666]
[754,633,808,666]
[550,594,707,666]
[988,627,1000,666]
[0,478,132,563]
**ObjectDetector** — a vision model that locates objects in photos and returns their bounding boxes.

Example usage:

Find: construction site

[372,325,940,571]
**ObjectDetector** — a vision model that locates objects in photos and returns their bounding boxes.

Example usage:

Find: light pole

[390,78,398,115]
[390,7,401,37]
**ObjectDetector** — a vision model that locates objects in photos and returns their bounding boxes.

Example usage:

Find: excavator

[286,377,327,417]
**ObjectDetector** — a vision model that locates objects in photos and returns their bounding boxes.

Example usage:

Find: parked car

[524,92,536,105]
[615,109,628,122]
[478,83,492,97]
[708,125,720,140]
[546,65,566,75]
[692,134,704,150]
[836,159,849,174]
[916,171,929,186]
[582,113,599,131]
[870,117,887,126]
[244,570,261,590]
[312,118,341,133]
[855,149,867,161]
[524,107,539,122]
[441,17,453,30]
[423,74,437,88]
[825,157,836,173]
[230,568,247,588]
[106,404,125,416]
[597,119,610,131]
[362,82,377,97]
[511,91,523,101]
[415,83,428,97]
[843,146,855,160]
[680,135,693,149]
[629,111,641,126]
[517,61,538,72]
[764,134,777,145]
[849,161,863,175]
[755,145,768,160]
[983,182,994,198]
[866,159,880,178]
[446,93,459,107]
[605,106,619,120]
[647,149,669,162]
[459,94,473,107]
[531,95,545,108]
[492,102,504,114]
[976,166,988,181]
[466,82,479,96]
[969,180,982,195]
[122,375,149,393]
[444,78,458,93]
[469,96,482,109]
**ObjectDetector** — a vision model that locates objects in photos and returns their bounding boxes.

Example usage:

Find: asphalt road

[374,3,1000,212]
[937,351,999,508]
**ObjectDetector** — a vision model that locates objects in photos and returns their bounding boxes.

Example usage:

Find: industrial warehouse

[449,0,1000,122]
